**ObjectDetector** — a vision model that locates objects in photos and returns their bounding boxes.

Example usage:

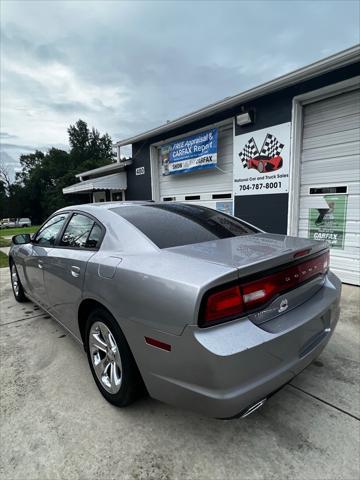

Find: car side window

[60,213,97,249]
[34,214,68,247]
[85,223,103,249]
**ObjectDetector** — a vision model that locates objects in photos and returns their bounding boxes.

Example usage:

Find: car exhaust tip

[241,398,267,418]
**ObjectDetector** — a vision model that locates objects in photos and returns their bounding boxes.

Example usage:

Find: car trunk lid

[166,233,327,277]
[168,233,329,326]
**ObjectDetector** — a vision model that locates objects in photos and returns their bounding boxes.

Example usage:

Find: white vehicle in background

[0,218,32,229]
[0,218,17,229]
[16,218,32,228]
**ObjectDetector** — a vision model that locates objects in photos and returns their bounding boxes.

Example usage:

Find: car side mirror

[12,234,32,245]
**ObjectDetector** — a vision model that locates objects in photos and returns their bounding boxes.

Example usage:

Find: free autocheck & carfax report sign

[233,122,291,195]
[160,128,218,175]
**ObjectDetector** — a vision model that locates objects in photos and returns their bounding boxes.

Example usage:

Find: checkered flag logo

[238,137,259,168]
[260,133,284,158]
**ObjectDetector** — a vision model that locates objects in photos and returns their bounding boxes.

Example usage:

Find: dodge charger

[9,202,341,418]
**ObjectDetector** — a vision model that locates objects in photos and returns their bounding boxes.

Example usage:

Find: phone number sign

[233,122,291,196]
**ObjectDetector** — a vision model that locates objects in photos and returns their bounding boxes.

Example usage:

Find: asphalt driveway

[0,266,359,480]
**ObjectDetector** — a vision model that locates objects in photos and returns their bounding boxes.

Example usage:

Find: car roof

[63,201,155,211]
[60,200,213,213]
[56,201,211,225]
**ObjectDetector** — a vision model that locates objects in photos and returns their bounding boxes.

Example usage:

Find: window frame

[33,210,106,251]
[32,212,71,247]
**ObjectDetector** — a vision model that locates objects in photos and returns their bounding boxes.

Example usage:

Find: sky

[1,0,359,178]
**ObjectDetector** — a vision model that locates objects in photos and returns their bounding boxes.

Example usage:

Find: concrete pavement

[0,267,359,480]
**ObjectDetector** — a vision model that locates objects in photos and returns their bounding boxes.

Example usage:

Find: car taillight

[200,250,329,327]
[242,250,329,310]
[203,285,243,323]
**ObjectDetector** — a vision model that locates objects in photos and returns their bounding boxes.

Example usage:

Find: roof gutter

[116,45,360,147]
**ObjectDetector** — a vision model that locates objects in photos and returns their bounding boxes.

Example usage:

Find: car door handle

[70,266,81,278]
[38,260,44,269]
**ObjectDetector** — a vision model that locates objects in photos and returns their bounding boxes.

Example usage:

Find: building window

[112,192,123,201]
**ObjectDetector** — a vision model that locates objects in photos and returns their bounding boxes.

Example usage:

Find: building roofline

[75,159,132,178]
[63,172,127,194]
[116,45,360,147]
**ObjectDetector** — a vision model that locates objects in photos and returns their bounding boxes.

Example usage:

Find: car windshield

[111,203,258,249]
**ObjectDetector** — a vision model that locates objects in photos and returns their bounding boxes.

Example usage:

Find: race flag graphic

[259,133,284,158]
[238,133,284,169]
[238,137,259,168]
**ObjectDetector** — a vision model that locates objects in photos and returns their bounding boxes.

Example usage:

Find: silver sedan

[9,202,341,418]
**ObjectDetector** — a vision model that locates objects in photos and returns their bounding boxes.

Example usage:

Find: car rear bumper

[135,271,341,418]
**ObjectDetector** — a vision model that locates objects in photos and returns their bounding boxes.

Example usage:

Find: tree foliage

[0,181,7,219]
[1,120,115,224]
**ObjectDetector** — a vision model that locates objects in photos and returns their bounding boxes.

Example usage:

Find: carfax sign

[160,128,218,175]
[233,122,291,196]
[308,195,348,249]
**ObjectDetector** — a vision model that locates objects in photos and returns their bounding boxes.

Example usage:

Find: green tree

[4,120,115,224]
[0,180,7,218]
[68,119,114,171]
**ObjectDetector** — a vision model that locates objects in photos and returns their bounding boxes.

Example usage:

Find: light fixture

[236,112,253,126]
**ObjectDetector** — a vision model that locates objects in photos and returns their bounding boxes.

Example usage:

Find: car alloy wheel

[10,262,27,302]
[89,321,123,394]
[11,263,20,297]
[86,308,145,407]
[257,161,264,173]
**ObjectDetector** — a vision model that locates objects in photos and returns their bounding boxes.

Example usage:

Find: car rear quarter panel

[81,250,238,336]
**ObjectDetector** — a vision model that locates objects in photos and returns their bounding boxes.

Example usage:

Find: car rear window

[111,203,257,249]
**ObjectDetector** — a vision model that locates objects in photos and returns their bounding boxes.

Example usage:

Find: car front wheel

[10,262,27,302]
[85,308,144,407]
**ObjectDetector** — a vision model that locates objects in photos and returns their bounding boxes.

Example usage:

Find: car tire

[85,308,144,407]
[257,161,264,173]
[10,261,28,302]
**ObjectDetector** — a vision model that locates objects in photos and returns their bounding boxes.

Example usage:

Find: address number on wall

[136,167,145,176]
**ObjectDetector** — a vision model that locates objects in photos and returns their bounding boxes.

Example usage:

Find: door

[43,213,103,332]
[23,213,69,306]
[298,88,360,285]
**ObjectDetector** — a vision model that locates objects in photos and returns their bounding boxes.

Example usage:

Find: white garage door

[157,123,233,210]
[298,88,360,285]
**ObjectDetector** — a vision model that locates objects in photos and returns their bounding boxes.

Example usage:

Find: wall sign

[308,194,348,249]
[233,122,291,196]
[136,166,145,176]
[160,128,218,176]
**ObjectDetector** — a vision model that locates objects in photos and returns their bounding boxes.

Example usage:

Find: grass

[0,225,39,237]
[0,225,40,268]
[0,237,11,247]
[0,251,9,268]
[0,225,39,268]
